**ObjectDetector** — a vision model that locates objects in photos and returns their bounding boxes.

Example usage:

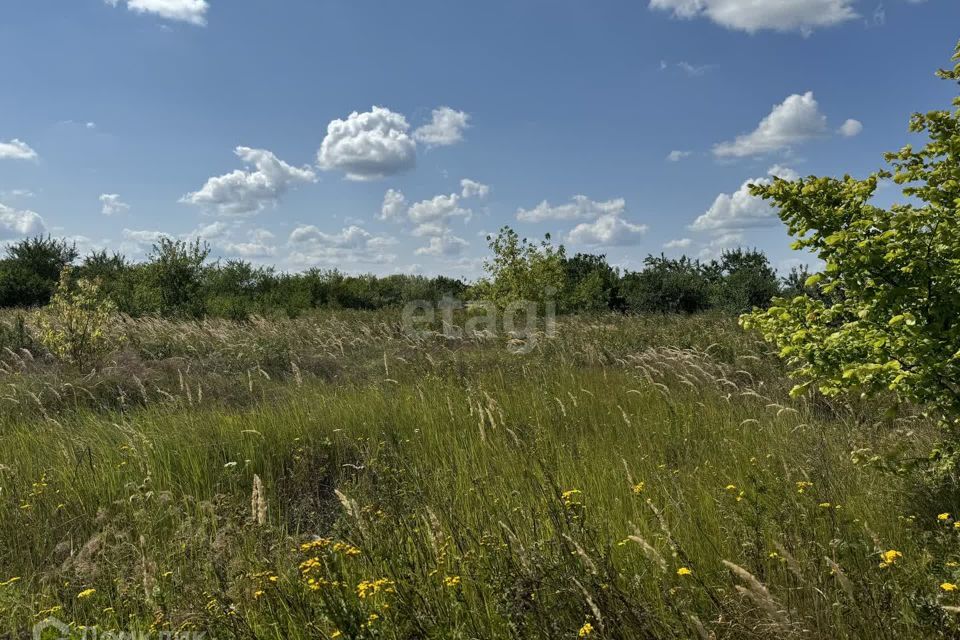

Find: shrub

[742,41,960,456]
[35,268,124,368]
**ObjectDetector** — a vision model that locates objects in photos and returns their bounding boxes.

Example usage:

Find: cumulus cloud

[0,139,38,161]
[413,107,470,147]
[839,118,863,137]
[122,228,172,244]
[713,92,828,158]
[99,193,130,216]
[415,232,469,257]
[380,189,407,221]
[460,178,490,199]
[666,150,692,162]
[566,215,648,247]
[182,146,316,216]
[664,237,692,249]
[288,224,397,266]
[690,166,797,232]
[222,234,277,258]
[516,195,626,223]
[317,107,417,181]
[105,0,209,26]
[649,0,857,34]
[184,221,230,241]
[0,202,46,238]
[407,193,470,225]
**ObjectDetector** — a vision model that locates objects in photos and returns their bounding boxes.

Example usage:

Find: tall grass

[0,310,957,638]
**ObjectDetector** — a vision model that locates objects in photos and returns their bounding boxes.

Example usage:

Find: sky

[0,0,957,279]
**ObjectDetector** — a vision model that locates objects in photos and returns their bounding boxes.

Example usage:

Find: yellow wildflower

[725,484,737,491]
[941,583,958,592]
[676,567,692,576]
[819,502,832,509]
[578,622,594,637]
[939,513,951,522]
[253,590,265,599]
[77,588,97,600]
[300,538,332,552]
[879,550,903,568]
[632,482,645,495]
[357,578,396,599]
[443,575,461,588]
[796,481,813,494]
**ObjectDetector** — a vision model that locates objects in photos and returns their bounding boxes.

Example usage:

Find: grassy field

[1,309,958,639]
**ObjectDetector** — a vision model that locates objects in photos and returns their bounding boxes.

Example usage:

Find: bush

[35,268,124,368]
[0,236,77,308]
[742,41,960,454]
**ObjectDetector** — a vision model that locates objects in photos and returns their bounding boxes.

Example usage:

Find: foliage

[0,310,953,639]
[620,255,712,314]
[475,226,567,308]
[742,42,960,431]
[709,248,781,313]
[0,236,78,308]
[34,267,123,368]
[136,238,212,318]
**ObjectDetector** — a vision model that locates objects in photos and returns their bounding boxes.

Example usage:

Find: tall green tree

[742,42,960,441]
[476,226,566,307]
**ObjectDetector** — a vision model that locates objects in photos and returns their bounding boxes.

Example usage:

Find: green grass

[1,311,958,639]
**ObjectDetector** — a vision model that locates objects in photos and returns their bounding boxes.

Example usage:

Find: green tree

[137,238,211,317]
[710,248,781,312]
[0,236,77,308]
[620,255,712,314]
[741,41,960,437]
[476,226,567,307]
[35,267,124,369]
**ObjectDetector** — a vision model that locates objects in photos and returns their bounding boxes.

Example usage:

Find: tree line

[0,230,809,319]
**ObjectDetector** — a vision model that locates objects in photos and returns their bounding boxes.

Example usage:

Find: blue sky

[0,0,957,278]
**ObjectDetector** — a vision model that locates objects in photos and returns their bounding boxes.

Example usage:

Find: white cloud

[122,228,172,244]
[767,164,799,181]
[0,203,46,238]
[713,92,828,158]
[288,224,397,266]
[0,139,38,161]
[380,188,407,221]
[415,232,469,257]
[664,237,692,249]
[649,0,857,34]
[839,118,863,137]
[691,166,796,232]
[413,107,470,147]
[407,193,470,225]
[567,214,648,247]
[182,146,316,215]
[105,0,209,26]
[0,189,35,199]
[222,240,276,258]
[516,195,626,223]
[460,178,490,199]
[185,221,230,240]
[666,150,692,162]
[317,107,417,181]
[99,193,130,216]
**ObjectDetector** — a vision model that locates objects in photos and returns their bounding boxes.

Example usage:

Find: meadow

[0,308,958,639]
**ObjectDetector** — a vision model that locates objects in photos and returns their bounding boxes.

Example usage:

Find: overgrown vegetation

[0,230,788,320]
[743,40,960,476]
[0,309,957,639]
